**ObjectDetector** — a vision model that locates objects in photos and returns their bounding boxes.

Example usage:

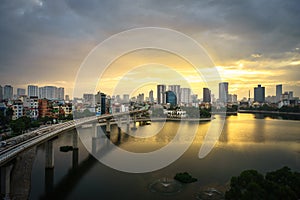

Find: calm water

[23,113,300,199]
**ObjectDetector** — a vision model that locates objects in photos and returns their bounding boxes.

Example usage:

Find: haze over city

[0,0,300,98]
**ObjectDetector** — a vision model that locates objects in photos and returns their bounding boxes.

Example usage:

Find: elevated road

[0,109,149,166]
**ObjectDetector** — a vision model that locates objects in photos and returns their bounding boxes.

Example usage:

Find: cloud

[0,0,299,97]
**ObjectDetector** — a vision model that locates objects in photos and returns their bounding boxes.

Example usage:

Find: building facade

[149,90,154,103]
[3,85,13,100]
[203,88,211,103]
[28,85,39,97]
[254,84,265,103]
[166,91,177,107]
[157,84,166,104]
[168,85,180,104]
[219,82,228,103]
[17,88,26,97]
[180,88,191,105]
[276,84,282,103]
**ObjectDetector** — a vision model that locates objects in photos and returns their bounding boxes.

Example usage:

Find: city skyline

[0,1,299,99]
[1,82,297,104]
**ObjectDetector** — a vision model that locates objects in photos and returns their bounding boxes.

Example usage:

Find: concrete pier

[72,131,79,168]
[106,119,111,133]
[1,164,13,200]
[131,114,137,130]
[45,140,54,169]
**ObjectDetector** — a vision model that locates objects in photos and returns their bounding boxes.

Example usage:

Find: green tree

[225,167,300,200]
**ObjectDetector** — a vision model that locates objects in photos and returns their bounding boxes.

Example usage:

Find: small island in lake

[174,172,197,183]
[59,146,73,152]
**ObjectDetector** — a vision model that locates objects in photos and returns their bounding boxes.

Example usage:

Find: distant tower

[248,90,251,105]
[28,85,39,97]
[254,84,265,103]
[157,85,166,104]
[219,82,228,103]
[149,90,154,103]
[203,88,211,103]
[276,84,282,103]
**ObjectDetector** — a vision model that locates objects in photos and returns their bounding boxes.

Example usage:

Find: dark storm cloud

[0,0,299,95]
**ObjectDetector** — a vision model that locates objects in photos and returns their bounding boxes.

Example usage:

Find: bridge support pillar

[45,140,54,193]
[117,117,122,142]
[45,167,54,194]
[72,131,78,168]
[1,164,13,200]
[92,137,98,155]
[45,140,54,169]
[106,119,111,133]
[126,115,130,133]
[131,114,137,130]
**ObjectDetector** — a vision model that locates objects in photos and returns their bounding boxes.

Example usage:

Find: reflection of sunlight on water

[26,113,300,199]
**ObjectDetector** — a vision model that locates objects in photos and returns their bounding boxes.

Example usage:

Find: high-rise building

[137,93,144,103]
[65,95,70,101]
[168,85,180,104]
[232,94,238,103]
[254,84,265,103]
[149,90,154,103]
[157,84,166,104]
[123,94,130,103]
[203,88,211,103]
[39,86,58,100]
[276,84,282,103]
[180,88,191,104]
[28,85,39,97]
[57,87,64,100]
[219,82,228,103]
[17,88,26,97]
[288,91,293,100]
[166,91,177,107]
[95,91,106,115]
[0,85,3,102]
[3,85,13,100]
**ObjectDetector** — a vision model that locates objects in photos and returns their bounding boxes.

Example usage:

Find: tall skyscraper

[157,84,166,104]
[3,85,13,100]
[180,88,191,104]
[0,85,3,102]
[219,82,228,103]
[28,85,39,97]
[276,84,282,103]
[123,94,130,103]
[149,90,154,103]
[254,84,265,103]
[57,87,64,100]
[168,85,180,104]
[203,88,211,103]
[17,88,26,97]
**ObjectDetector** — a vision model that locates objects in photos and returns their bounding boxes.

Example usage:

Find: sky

[0,0,299,99]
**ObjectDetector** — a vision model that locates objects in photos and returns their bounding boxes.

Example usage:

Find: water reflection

[1,113,299,199]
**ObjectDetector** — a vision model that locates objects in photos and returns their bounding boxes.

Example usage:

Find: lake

[18,113,300,199]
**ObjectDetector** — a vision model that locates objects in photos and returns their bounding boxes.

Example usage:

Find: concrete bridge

[0,108,150,199]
